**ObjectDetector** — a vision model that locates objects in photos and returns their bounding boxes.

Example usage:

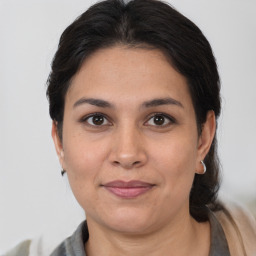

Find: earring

[200,160,206,174]
[61,169,66,176]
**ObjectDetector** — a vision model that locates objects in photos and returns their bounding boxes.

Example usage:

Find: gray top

[50,211,230,256]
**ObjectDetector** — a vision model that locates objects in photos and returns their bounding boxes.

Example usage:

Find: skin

[52,46,216,256]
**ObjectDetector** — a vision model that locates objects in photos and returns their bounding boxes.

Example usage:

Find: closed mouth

[102,180,155,198]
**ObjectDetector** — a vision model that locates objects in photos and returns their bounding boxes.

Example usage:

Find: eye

[146,113,175,127]
[83,113,110,126]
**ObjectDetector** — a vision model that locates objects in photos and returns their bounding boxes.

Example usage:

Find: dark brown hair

[47,0,221,222]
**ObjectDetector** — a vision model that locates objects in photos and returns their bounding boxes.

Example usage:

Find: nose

[109,125,147,169]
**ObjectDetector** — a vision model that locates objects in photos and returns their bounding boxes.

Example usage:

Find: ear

[51,121,66,169]
[196,110,216,174]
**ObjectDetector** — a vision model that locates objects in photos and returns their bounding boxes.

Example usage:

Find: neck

[85,213,210,256]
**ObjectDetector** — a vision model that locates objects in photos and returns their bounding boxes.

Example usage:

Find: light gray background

[0,0,256,253]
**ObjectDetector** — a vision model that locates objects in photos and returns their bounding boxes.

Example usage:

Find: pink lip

[102,180,155,198]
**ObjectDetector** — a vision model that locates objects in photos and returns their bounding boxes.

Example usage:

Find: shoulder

[51,221,88,256]
[49,241,67,256]
[3,221,87,256]
[4,240,31,256]
[214,200,256,256]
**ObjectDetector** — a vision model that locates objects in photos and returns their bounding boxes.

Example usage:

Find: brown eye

[85,114,109,126]
[146,113,175,127]
[92,115,104,125]
[153,115,165,125]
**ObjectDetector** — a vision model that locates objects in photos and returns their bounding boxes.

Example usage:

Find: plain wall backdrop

[0,0,256,253]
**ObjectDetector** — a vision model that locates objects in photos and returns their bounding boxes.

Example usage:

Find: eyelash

[80,112,176,128]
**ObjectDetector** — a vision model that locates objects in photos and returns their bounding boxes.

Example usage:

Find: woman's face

[53,46,214,234]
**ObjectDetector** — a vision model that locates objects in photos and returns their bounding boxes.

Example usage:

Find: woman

[6,0,256,255]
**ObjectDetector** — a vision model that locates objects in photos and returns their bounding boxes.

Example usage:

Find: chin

[100,207,157,234]
[109,220,153,234]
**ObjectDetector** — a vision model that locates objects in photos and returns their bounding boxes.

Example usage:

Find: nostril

[113,161,120,166]
[111,160,141,168]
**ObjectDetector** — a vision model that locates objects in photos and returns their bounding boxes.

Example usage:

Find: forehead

[66,46,193,109]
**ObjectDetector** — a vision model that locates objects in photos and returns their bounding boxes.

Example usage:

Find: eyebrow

[142,98,184,108]
[73,97,183,109]
[73,98,113,108]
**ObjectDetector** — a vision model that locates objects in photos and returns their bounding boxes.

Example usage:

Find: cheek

[61,132,108,195]
[62,140,103,210]
[150,133,198,194]
[63,130,107,170]
[152,132,198,171]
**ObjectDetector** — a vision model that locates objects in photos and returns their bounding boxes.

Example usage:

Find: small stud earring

[61,169,66,176]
